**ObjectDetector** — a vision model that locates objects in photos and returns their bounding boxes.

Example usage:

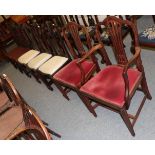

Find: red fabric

[53,59,95,87]
[6,47,30,61]
[80,65,142,107]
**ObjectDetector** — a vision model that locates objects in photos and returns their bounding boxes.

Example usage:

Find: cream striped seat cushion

[18,50,40,65]
[27,53,52,70]
[38,56,68,75]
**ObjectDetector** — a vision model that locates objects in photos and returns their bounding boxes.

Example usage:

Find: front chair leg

[120,108,135,136]
[77,92,97,117]
[54,81,70,100]
[141,77,152,100]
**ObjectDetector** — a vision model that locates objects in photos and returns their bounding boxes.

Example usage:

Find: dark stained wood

[81,15,88,27]
[0,74,61,139]
[64,15,69,23]
[75,15,80,24]
[53,22,108,101]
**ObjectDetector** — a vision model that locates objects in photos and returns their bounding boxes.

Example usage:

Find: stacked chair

[25,21,69,90]
[3,16,152,136]
[0,74,54,140]
[5,19,69,90]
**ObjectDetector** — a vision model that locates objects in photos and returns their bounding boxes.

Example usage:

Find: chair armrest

[122,46,141,109]
[76,43,103,86]
[123,46,141,74]
[77,43,103,64]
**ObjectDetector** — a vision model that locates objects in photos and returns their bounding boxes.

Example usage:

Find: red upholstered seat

[53,59,95,87]
[80,65,142,107]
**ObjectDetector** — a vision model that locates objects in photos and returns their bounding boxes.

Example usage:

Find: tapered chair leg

[31,71,42,84]
[46,127,61,138]
[54,82,70,100]
[39,75,53,91]
[141,77,152,100]
[77,92,97,117]
[120,109,135,136]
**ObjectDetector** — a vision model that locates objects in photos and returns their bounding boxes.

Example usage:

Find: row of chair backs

[63,15,128,27]
[8,19,69,58]
[64,15,100,27]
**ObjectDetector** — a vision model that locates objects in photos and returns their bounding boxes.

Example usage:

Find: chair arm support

[122,46,141,109]
[76,43,103,86]
[77,43,103,64]
[123,46,141,74]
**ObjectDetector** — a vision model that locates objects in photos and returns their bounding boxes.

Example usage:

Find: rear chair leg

[40,75,53,91]
[22,66,31,78]
[54,82,70,100]
[141,77,152,100]
[120,109,135,136]
[32,71,42,84]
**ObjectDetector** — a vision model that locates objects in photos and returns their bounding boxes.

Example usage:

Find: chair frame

[0,74,61,139]
[19,21,70,90]
[52,22,110,100]
[78,16,152,136]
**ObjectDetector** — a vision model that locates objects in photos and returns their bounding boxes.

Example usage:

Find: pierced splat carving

[104,19,128,65]
[63,22,92,59]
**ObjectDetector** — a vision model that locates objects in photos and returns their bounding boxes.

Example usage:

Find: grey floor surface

[0,15,155,139]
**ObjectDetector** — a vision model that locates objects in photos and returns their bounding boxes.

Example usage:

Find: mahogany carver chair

[53,22,111,101]
[79,16,152,136]
[0,74,61,139]
[0,74,51,140]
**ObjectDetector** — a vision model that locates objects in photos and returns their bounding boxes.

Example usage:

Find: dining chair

[78,16,152,136]
[17,21,69,90]
[4,22,40,75]
[15,22,52,79]
[0,74,52,140]
[53,22,110,101]
[0,74,61,139]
